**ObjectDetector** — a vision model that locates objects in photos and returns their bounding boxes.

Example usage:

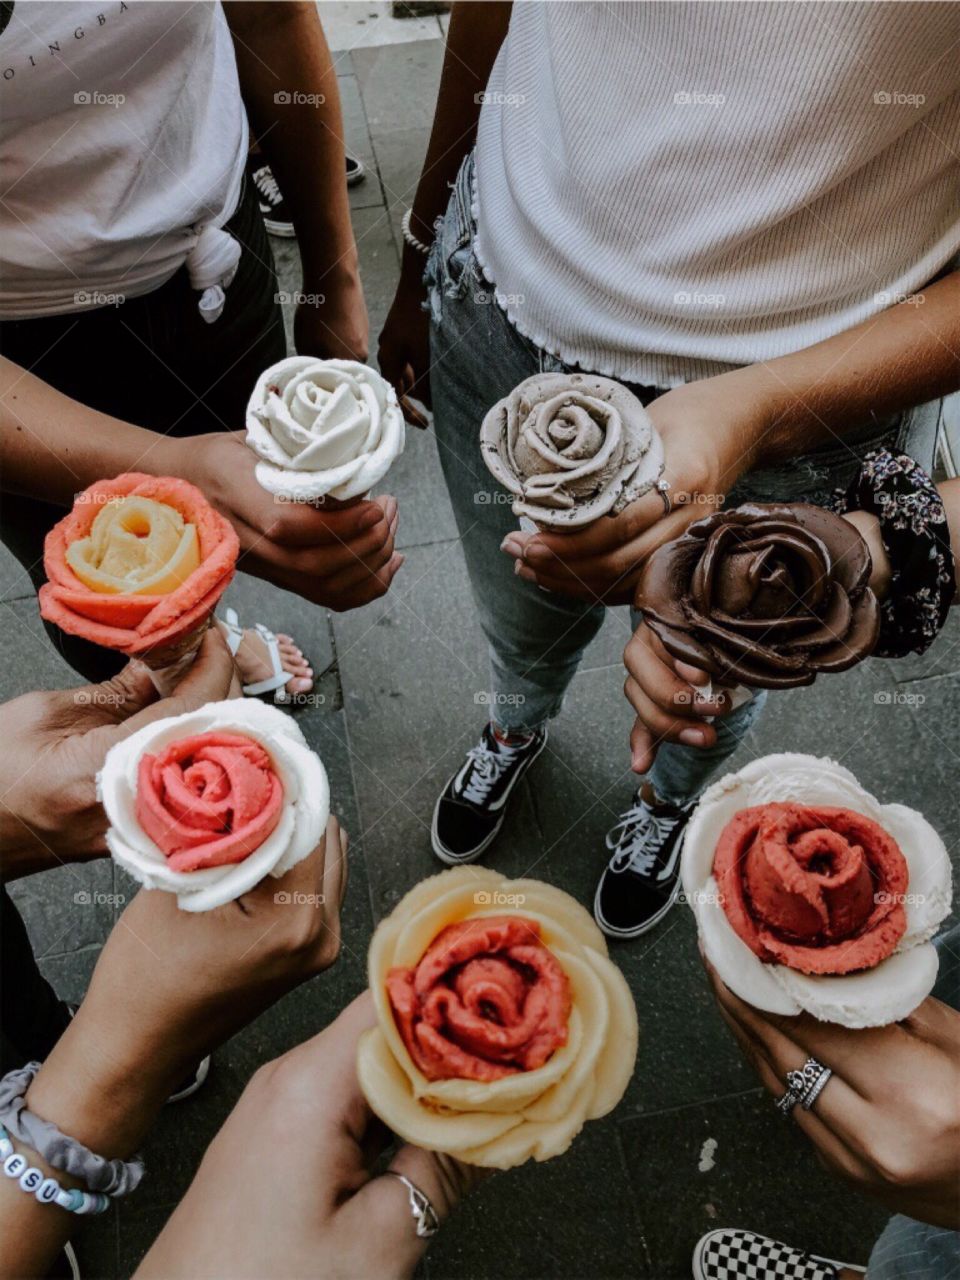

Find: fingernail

[679,728,706,746]
[501,537,522,556]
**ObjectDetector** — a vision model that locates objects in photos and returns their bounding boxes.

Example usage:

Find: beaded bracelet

[1,1125,108,1215]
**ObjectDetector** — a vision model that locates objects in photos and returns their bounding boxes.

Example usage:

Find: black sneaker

[593,791,693,939]
[345,152,366,186]
[432,724,547,864]
[250,163,295,237]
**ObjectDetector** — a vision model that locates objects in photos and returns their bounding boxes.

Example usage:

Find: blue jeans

[427,155,943,807]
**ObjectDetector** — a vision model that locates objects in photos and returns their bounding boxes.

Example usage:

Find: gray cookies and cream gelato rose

[480,373,664,529]
[246,356,405,503]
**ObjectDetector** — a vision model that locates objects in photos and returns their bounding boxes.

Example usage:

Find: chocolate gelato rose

[636,503,879,689]
[480,372,664,529]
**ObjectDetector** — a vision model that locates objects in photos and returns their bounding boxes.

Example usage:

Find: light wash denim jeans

[426,155,943,808]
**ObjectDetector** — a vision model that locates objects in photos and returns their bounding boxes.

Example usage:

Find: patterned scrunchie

[830,448,955,658]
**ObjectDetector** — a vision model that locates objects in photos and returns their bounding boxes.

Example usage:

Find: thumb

[80,660,160,723]
[115,628,237,738]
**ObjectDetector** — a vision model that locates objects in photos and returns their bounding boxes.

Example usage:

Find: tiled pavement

[3,25,959,1280]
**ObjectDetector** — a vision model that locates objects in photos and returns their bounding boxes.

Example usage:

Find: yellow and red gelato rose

[40,474,238,658]
[682,754,952,1027]
[357,868,638,1170]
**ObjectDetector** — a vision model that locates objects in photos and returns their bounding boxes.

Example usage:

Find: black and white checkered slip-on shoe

[693,1228,865,1280]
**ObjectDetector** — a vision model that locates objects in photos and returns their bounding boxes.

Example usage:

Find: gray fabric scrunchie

[0,1063,145,1196]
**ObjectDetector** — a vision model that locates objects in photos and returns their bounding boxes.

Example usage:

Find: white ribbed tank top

[474,1,960,386]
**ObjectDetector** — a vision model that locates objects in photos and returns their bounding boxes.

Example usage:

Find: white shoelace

[253,166,281,206]
[606,800,682,878]
[460,739,525,806]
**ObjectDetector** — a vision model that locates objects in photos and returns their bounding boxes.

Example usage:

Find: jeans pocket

[427,154,479,318]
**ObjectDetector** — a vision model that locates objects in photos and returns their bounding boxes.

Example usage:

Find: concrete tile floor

[1,30,958,1280]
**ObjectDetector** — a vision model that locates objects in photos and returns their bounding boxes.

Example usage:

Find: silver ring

[384,1170,440,1238]
[655,478,672,515]
[799,1063,833,1111]
[775,1087,800,1117]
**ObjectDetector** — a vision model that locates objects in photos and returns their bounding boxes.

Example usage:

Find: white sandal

[220,607,298,705]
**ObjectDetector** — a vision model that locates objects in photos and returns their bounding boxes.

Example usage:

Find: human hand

[136,993,485,1280]
[706,961,960,1230]
[378,253,433,428]
[0,629,237,876]
[622,621,734,773]
[175,432,403,610]
[294,258,370,363]
[503,376,764,602]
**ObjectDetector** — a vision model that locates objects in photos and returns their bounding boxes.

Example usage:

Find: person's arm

[0,357,401,611]
[136,994,482,1280]
[0,820,347,1279]
[509,271,960,601]
[224,1,367,362]
[378,2,512,419]
[706,963,960,1230]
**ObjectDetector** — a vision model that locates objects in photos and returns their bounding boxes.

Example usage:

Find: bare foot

[220,623,314,699]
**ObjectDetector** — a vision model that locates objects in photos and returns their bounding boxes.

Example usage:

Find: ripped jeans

[426,155,943,808]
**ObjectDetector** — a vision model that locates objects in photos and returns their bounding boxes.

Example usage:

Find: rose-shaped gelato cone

[98,700,329,912]
[39,475,238,660]
[246,356,405,503]
[480,372,664,529]
[682,754,952,1027]
[636,503,879,689]
[357,868,638,1169]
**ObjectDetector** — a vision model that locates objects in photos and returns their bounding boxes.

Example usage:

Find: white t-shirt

[0,0,247,318]
[475,1,960,386]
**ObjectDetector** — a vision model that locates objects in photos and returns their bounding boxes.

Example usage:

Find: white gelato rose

[98,699,329,912]
[681,754,951,1028]
[246,356,405,502]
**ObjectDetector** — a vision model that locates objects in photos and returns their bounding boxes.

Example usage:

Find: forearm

[225,2,356,285]
[1,358,182,506]
[403,2,512,270]
[727,269,960,465]
[0,1017,171,1278]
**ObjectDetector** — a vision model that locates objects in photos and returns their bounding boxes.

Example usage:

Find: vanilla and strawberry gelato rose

[245,356,405,503]
[480,372,664,529]
[39,473,238,662]
[357,868,638,1170]
[98,700,329,912]
[682,754,951,1028]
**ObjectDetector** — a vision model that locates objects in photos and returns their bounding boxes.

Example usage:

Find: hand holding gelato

[636,503,879,688]
[357,868,637,1169]
[245,356,405,504]
[39,474,238,667]
[682,754,952,1027]
[99,700,329,911]
[480,372,664,529]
